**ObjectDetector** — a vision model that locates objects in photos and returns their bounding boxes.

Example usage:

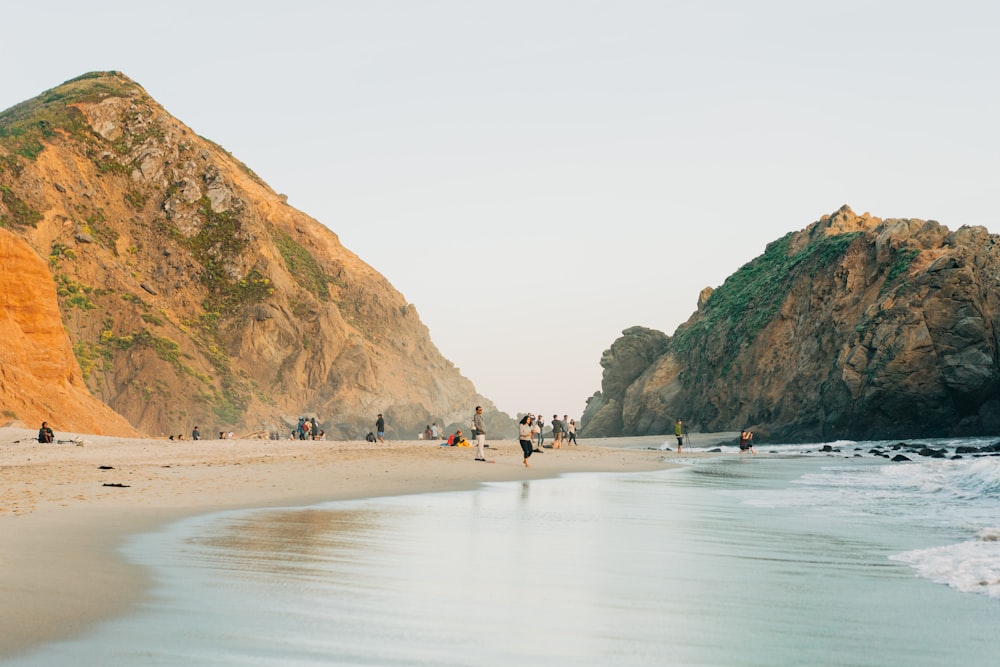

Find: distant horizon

[3,2,998,419]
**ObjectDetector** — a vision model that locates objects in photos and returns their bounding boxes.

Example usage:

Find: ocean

[7,437,1000,666]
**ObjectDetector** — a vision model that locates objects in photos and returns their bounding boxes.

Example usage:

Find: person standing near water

[534,415,545,451]
[376,414,385,443]
[675,419,684,453]
[739,429,756,454]
[472,405,487,461]
[519,415,534,467]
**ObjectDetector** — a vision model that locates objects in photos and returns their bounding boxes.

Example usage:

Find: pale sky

[3,1,998,419]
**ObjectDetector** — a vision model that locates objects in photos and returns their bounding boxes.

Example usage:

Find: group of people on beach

[438,407,490,462]
[293,417,325,441]
[428,409,579,467]
[515,413,578,467]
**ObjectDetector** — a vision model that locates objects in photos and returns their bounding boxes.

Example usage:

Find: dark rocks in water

[951,455,964,460]
[918,447,947,458]
[869,449,884,456]
[709,448,722,452]
[891,454,912,462]
[891,443,907,450]
[820,445,840,452]
[957,442,1000,454]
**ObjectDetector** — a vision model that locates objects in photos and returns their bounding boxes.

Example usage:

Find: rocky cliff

[582,206,1000,442]
[0,72,510,438]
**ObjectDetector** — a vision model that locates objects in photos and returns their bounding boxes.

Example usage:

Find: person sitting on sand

[38,421,54,444]
[739,429,756,455]
[365,432,377,443]
[452,429,470,447]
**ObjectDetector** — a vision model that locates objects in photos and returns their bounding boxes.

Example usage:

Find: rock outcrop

[582,206,1000,442]
[0,72,511,437]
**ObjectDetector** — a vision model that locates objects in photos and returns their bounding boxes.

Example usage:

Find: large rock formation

[0,72,511,438]
[582,206,1000,442]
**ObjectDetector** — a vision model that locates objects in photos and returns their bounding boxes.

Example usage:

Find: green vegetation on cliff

[272,228,331,300]
[0,72,142,161]
[672,231,862,370]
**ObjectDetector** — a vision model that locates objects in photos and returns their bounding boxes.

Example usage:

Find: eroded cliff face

[582,206,1000,442]
[0,229,140,435]
[0,72,508,437]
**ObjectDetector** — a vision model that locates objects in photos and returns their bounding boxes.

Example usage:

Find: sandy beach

[0,427,711,658]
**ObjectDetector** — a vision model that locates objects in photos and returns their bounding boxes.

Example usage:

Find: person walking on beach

[675,419,684,453]
[472,405,488,461]
[534,415,545,451]
[192,425,201,441]
[567,418,578,445]
[519,415,534,467]
[739,429,756,455]
[376,414,385,443]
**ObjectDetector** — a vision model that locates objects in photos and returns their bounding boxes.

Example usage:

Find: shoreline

[0,428,723,658]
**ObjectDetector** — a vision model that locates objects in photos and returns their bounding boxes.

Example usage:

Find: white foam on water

[891,531,1000,599]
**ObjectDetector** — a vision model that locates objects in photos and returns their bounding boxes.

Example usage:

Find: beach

[0,427,699,659]
[4,430,1000,665]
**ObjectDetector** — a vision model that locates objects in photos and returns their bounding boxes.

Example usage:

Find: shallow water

[7,440,1000,666]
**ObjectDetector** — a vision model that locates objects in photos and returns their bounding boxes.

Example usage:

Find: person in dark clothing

[518,415,534,467]
[38,421,54,443]
[376,414,385,443]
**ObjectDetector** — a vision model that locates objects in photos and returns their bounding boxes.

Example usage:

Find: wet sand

[0,428,715,658]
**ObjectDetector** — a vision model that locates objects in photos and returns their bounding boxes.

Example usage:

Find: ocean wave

[794,456,1000,498]
[890,534,1000,599]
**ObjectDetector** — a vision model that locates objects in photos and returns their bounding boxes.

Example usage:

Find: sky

[2,1,998,419]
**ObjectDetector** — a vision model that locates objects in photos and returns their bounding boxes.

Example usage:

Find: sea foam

[891,533,1000,599]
